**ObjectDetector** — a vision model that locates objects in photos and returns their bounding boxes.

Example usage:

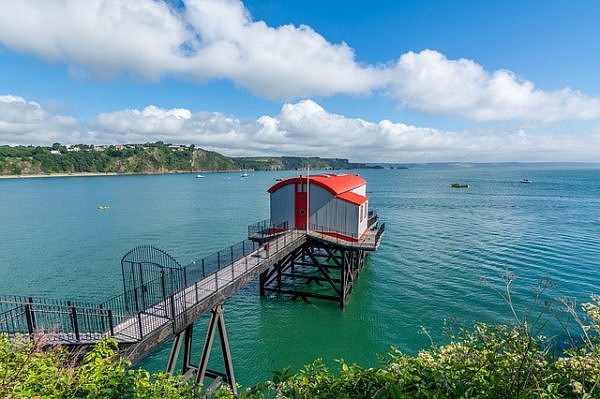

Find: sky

[1,0,600,162]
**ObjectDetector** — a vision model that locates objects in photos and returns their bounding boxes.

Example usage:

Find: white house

[268,174,370,241]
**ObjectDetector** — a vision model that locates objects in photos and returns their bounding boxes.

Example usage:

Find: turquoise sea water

[1,165,599,386]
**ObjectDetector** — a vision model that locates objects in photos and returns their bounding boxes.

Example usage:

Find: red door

[295,182,308,229]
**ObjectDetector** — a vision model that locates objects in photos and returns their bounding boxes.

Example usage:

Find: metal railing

[248,219,289,237]
[0,295,113,342]
[309,223,359,240]
[0,230,306,344]
[171,230,305,332]
[367,209,379,229]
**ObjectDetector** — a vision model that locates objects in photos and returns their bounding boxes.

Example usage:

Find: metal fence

[0,229,305,343]
[0,295,113,342]
[248,219,289,237]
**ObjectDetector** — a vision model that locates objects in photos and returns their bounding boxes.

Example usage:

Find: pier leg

[182,324,194,374]
[195,304,237,394]
[166,332,184,374]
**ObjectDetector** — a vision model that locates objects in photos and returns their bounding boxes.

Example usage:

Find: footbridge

[0,218,384,394]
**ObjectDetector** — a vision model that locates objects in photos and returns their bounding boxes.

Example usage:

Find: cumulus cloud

[0,95,86,145]
[390,50,600,122]
[0,0,381,96]
[2,1,599,122]
[4,94,596,162]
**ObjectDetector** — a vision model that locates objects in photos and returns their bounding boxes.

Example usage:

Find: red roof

[268,174,366,195]
[336,191,368,205]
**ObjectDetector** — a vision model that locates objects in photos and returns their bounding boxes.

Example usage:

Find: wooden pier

[1,217,384,394]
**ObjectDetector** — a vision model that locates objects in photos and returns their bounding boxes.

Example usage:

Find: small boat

[450,183,469,188]
[274,177,284,181]
[97,205,110,210]
[240,172,249,178]
[196,174,205,178]
[520,179,531,184]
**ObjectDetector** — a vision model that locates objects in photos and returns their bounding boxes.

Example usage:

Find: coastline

[0,170,246,180]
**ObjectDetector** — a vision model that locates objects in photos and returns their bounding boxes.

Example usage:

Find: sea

[0,164,599,386]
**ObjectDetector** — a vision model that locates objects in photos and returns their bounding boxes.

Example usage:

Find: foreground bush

[222,295,600,399]
[0,336,195,398]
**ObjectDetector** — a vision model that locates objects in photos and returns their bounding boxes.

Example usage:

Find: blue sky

[1,0,599,162]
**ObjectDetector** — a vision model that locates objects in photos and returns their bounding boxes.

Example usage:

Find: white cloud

[390,50,600,122]
[0,95,85,145]
[4,94,595,162]
[2,1,599,123]
[0,0,381,96]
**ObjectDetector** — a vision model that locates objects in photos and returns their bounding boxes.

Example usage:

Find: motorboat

[97,205,110,210]
[450,183,469,188]
[196,174,206,178]
[520,179,531,184]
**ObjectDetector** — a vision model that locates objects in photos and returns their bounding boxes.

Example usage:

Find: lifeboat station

[253,173,385,307]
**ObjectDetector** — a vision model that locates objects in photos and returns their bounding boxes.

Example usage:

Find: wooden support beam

[305,250,342,298]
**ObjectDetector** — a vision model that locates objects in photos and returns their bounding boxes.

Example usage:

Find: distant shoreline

[0,170,251,180]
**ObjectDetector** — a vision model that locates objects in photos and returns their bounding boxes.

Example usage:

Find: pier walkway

[0,230,306,363]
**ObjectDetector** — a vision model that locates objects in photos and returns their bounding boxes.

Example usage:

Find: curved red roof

[268,174,366,195]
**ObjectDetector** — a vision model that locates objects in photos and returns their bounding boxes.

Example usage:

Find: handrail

[0,229,307,343]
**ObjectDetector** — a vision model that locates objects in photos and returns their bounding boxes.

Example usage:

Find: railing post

[69,301,80,342]
[231,246,234,265]
[100,304,106,332]
[215,272,219,291]
[202,259,205,278]
[170,294,176,321]
[138,312,143,339]
[217,252,221,269]
[24,304,35,335]
[161,270,166,300]
[242,240,245,255]
[108,309,115,336]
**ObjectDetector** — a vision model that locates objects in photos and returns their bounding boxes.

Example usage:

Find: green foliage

[0,336,195,399]
[219,295,600,399]
[3,292,600,398]
[0,143,366,175]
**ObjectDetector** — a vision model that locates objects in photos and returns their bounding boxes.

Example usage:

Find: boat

[241,172,249,178]
[196,174,205,178]
[274,177,284,181]
[520,179,531,184]
[97,205,110,210]
[450,183,469,188]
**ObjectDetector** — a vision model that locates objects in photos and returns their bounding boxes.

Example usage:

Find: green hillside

[0,143,363,176]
